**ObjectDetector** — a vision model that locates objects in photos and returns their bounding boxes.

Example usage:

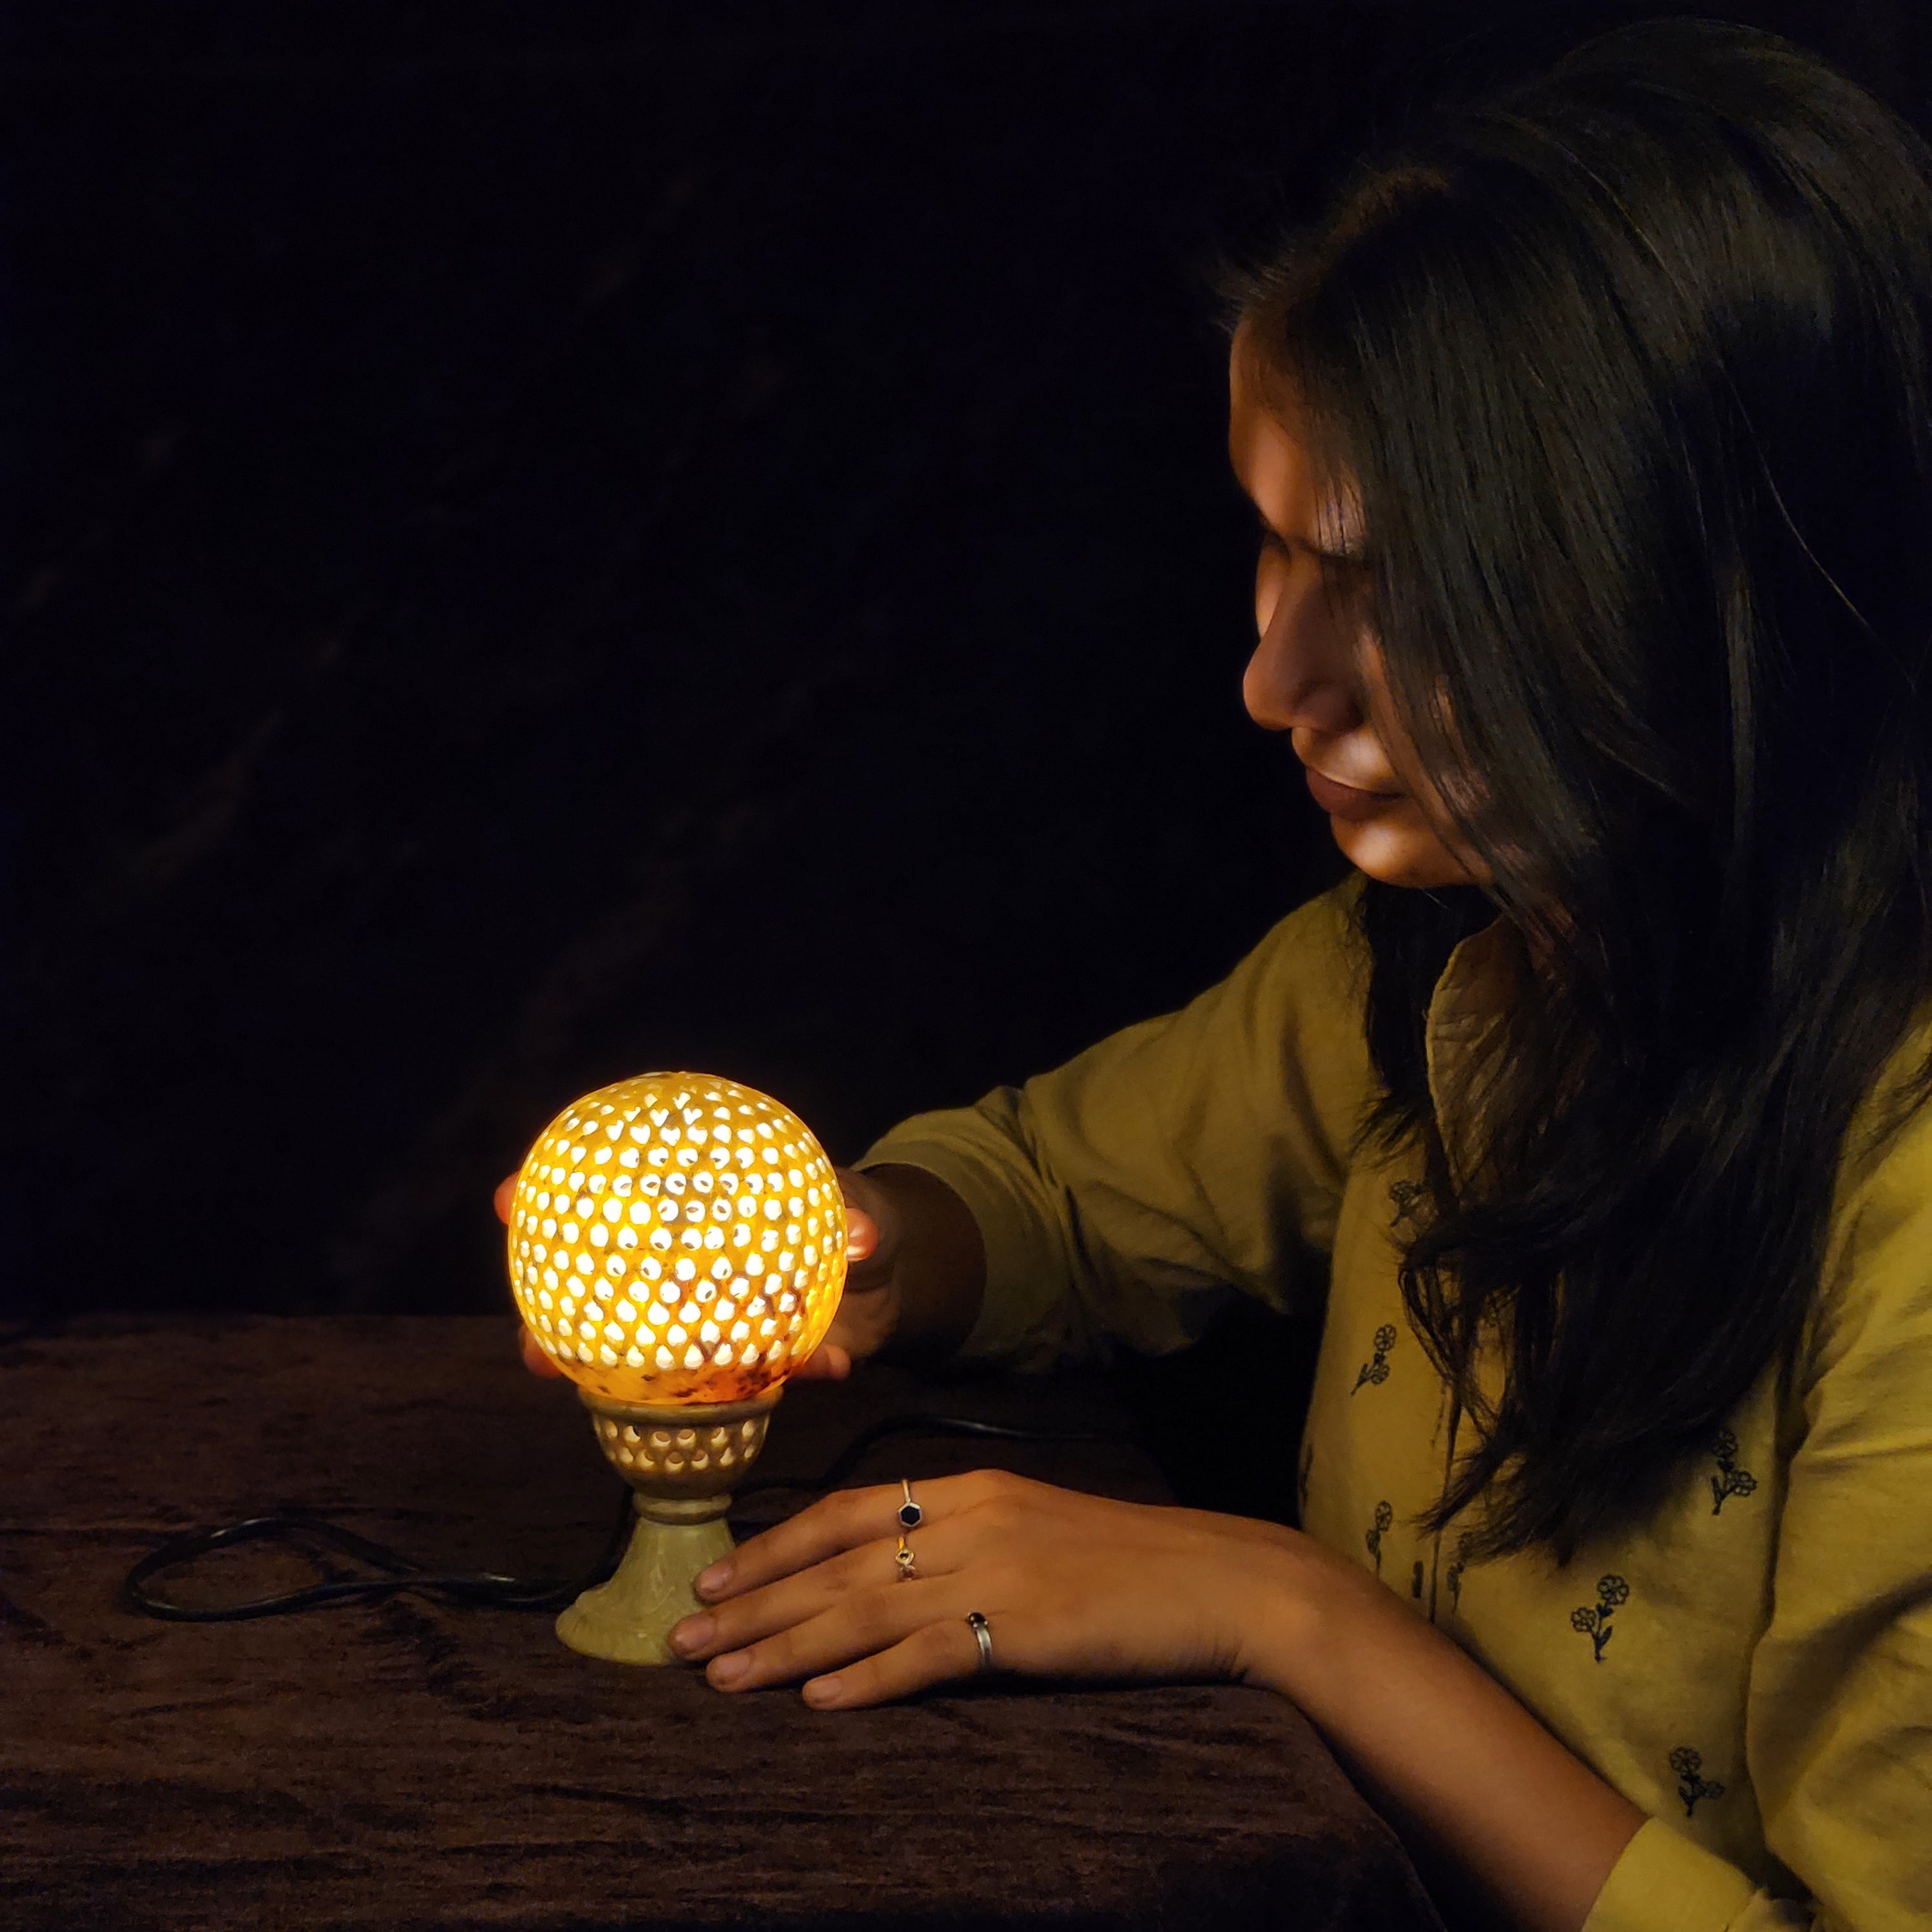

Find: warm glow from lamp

[507,1072,846,1664]
[508,1072,845,1405]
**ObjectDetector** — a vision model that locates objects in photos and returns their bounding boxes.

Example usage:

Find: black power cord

[122,1413,1122,1623]
[122,1491,638,1621]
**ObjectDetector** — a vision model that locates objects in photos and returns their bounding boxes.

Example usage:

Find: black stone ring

[898,1477,923,1530]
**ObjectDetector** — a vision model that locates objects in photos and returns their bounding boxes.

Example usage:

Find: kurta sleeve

[1585,1087,1932,1932]
[856,877,1373,1370]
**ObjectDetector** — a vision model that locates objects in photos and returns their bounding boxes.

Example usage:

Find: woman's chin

[1330,809,1485,890]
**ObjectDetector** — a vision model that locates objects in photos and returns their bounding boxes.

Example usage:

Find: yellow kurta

[859,876,1932,1930]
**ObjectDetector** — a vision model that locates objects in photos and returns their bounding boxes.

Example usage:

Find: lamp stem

[555,1386,781,1665]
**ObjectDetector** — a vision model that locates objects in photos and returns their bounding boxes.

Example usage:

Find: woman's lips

[1304,765,1405,820]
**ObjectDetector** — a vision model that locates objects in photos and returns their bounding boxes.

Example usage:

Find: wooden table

[1,1316,1443,1931]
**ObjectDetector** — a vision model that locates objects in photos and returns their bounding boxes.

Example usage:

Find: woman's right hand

[494,1166,904,1382]
[783,1165,900,1380]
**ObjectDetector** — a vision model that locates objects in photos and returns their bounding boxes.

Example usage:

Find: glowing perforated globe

[507,1073,847,1406]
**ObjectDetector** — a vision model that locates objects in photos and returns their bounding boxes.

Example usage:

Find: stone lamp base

[556,1384,783,1665]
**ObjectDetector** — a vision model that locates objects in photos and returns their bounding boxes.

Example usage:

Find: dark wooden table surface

[1,1316,1443,1931]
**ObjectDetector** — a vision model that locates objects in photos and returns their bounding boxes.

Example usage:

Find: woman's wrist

[1228,1527,1370,1702]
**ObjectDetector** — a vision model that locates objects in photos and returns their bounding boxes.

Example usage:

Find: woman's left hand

[667,1470,1311,1709]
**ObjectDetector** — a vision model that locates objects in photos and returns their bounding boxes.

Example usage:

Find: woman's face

[1229,342,1485,891]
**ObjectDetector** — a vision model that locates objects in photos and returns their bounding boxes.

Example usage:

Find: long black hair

[1238,19,1932,1560]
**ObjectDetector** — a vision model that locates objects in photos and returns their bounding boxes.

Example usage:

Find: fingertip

[789,1344,850,1382]
[493,1173,519,1224]
[844,1208,878,1260]
[519,1326,566,1378]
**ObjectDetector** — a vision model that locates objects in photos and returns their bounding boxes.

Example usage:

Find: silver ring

[898,1477,923,1530]
[965,1610,993,1670]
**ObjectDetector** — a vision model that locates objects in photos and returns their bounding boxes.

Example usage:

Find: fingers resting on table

[672,1472,1025,1705]
[669,1470,1280,1711]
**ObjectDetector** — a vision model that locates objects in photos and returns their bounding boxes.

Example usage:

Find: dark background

[10,0,1929,1326]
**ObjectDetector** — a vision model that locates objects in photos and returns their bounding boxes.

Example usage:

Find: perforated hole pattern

[507,1073,848,1406]
[593,1413,769,1479]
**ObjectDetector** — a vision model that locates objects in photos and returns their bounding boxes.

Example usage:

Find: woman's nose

[1242,611,1361,736]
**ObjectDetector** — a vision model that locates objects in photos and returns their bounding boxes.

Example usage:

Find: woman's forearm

[1240,1534,1645,1932]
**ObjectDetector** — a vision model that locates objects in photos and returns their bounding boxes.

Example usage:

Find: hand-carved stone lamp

[506,1073,846,1663]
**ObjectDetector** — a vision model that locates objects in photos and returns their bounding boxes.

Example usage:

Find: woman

[511,21,1932,1929]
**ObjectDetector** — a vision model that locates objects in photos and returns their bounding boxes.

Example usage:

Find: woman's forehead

[1228,340,1365,559]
